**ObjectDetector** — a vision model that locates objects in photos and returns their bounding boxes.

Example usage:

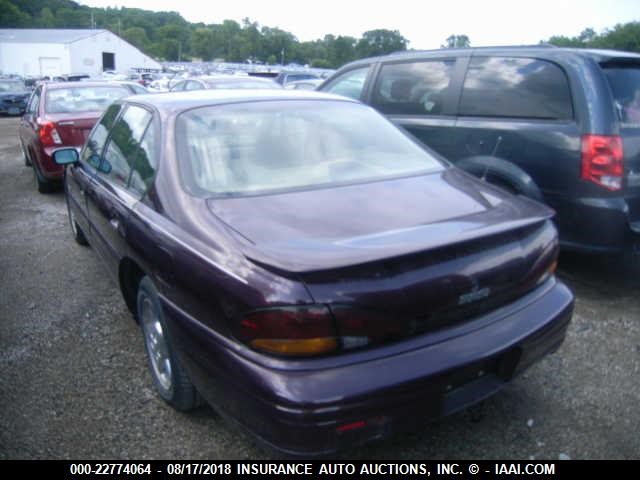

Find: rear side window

[371,60,454,115]
[322,67,369,100]
[27,87,41,114]
[128,120,157,196]
[185,81,203,91]
[81,103,122,169]
[100,105,152,188]
[459,57,573,120]
[602,64,640,125]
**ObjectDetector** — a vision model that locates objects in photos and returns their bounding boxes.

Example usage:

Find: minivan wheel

[137,276,198,411]
[66,197,88,246]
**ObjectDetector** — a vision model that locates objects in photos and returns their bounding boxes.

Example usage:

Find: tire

[137,276,198,411]
[21,143,31,166]
[66,196,88,246]
[33,164,52,194]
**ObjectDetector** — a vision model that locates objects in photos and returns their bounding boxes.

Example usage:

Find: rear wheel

[21,144,31,166]
[137,276,198,411]
[33,164,52,193]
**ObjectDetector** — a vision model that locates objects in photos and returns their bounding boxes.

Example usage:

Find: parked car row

[0,78,31,115]
[20,45,638,456]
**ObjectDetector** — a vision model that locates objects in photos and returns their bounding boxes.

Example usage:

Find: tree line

[544,23,640,51]
[0,0,408,68]
[0,0,638,69]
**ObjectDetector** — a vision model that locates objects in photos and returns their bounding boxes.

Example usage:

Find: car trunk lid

[208,169,557,337]
[43,111,101,147]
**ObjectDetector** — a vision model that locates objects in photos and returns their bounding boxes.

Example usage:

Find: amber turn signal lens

[251,337,338,356]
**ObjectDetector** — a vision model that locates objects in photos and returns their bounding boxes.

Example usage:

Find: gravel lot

[1,116,638,460]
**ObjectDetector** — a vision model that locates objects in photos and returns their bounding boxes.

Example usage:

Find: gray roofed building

[0,29,106,44]
[0,28,161,78]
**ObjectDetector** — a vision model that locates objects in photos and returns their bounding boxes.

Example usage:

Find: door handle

[80,189,85,196]
[109,218,120,230]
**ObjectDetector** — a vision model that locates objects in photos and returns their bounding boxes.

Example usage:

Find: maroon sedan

[53,90,573,455]
[19,81,134,192]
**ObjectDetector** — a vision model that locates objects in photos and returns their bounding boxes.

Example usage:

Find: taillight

[237,305,413,357]
[581,135,623,191]
[38,121,62,147]
[239,306,338,357]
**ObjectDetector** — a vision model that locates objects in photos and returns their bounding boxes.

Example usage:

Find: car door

[366,57,465,160]
[19,85,41,159]
[86,104,154,280]
[67,103,124,242]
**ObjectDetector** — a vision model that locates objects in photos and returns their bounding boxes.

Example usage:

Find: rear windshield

[602,64,640,125]
[176,100,444,197]
[45,86,129,113]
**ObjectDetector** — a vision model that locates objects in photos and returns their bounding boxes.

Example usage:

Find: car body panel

[61,90,573,455]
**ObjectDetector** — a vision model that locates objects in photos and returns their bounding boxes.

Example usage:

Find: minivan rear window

[459,57,573,120]
[602,64,640,125]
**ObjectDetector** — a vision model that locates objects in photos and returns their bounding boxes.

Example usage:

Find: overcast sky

[77,0,639,49]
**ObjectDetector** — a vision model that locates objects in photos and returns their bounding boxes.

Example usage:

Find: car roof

[125,89,356,112]
[340,45,640,68]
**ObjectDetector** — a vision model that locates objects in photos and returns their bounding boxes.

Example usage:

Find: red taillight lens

[581,135,623,191]
[238,305,412,357]
[38,121,62,147]
[239,306,337,357]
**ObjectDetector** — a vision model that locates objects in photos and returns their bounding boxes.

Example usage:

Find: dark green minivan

[320,46,640,256]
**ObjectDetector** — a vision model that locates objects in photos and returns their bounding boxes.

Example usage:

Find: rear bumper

[549,193,640,254]
[162,278,573,456]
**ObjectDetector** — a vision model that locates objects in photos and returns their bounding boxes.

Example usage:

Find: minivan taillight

[38,121,62,147]
[239,306,338,357]
[581,135,623,191]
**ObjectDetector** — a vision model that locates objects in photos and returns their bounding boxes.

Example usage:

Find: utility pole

[178,41,182,62]
[118,19,121,37]
[281,48,284,66]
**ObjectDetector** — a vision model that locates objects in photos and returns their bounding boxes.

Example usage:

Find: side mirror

[98,159,112,174]
[52,148,79,165]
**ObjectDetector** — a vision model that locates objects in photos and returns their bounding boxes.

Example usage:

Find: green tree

[327,35,357,68]
[122,27,150,51]
[592,22,640,52]
[37,7,56,28]
[442,34,471,48]
[191,27,215,61]
[356,29,408,58]
[0,0,32,27]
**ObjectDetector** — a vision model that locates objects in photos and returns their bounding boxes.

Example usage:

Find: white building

[0,29,161,77]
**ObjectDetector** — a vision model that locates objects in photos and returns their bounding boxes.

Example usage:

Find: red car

[19,81,134,192]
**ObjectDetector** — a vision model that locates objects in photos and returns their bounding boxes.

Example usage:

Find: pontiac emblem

[458,278,491,305]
